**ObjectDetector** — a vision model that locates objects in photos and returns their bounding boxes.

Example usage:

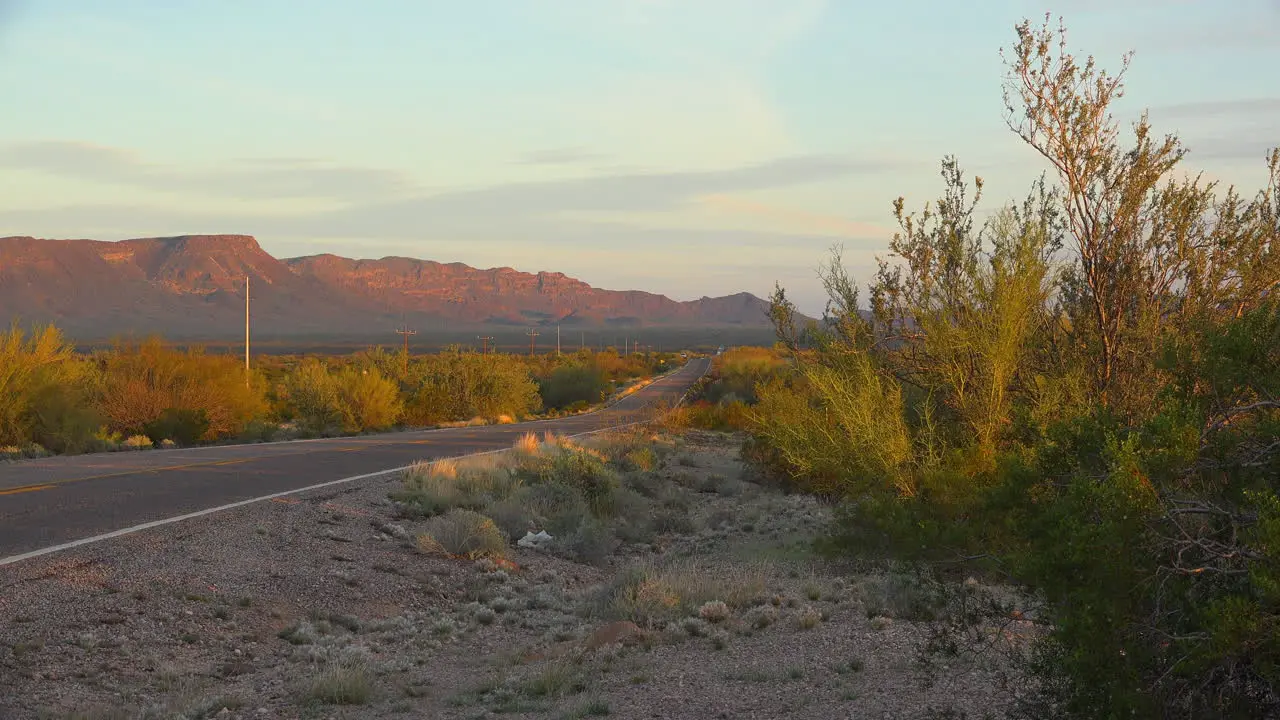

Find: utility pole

[556,325,561,356]
[580,331,584,352]
[477,336,493,355]
[244,276,250,389]
[395,323,417,375]
[526,329,540,356]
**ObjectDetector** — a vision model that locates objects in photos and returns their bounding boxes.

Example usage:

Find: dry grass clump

[859,570,944,621]
[417,510,508,560]
[298,660,373,706]
[698,600,731,623]
[122,434,153,450]
[795,605,823,630]
[514,431,541,456]
[597,560,769,628]
[394,458,522,519]
[587,429,674,468]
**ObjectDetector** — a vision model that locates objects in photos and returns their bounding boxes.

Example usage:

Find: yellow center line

[0,484,54,496]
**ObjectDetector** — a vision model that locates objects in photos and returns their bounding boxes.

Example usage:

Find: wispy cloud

[694,194,889,238]
[1187,136,1279,163]
[0,141,416,201]
[0,152,893,241]
[515,147,605,166]
[1154,97,1280,120]
[293,153,891,237]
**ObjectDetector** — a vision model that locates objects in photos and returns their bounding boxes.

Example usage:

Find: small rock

[518,530,554,549]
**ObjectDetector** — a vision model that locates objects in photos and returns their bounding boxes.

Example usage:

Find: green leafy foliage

[747,15,1280,718]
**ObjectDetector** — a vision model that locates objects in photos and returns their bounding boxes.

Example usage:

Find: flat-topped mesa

[0,234,788,338]
[114,234,283,294]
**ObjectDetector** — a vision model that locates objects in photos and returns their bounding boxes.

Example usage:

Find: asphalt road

[0,358,710,563]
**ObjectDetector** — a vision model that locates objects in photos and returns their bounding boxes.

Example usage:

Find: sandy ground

[0,430,1034,720]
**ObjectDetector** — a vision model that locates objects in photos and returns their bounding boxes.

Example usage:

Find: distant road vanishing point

[0,359,710,566]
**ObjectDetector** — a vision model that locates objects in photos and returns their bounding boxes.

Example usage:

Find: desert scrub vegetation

[590,559,769,629]
[665,346,787,432]
[0,329,680,456]
[417,510,509,560]
[745,15,1280,719]
[392,430,689,565]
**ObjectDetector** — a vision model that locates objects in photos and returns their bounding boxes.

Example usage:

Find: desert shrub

[284,360,401,434]
[0,324,103,453]
[858,570,945,621]
[706,347,788,404]
[97,338,266,442]
[556,517,615,566]
[237,418,279,443]
[539,363,609,411]
[485,497,536,540]
[143,407,210,446]
[750,16,1280,717]
[417,510,507,560]
[122,434,153,450]
[333,366,402,432]
[403,351,541,425]
[621,447,657,472]
[698,601,731,623]
[393,461,468,518]
[283,358,344,436]
[597,560,768,628]
[669,399,751,432]
[299,661,372,706]
[514,443,620,515]
[394,460,521,518]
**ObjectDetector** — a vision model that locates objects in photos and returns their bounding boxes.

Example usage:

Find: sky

[0,0,1276,315]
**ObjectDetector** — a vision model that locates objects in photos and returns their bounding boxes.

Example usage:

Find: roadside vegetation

[5,427,1021,720]
[0,330,679,459]
[663,346,787,432]
[731,16,1280,719]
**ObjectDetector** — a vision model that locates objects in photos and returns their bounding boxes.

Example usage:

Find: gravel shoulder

[0,430,1033,720]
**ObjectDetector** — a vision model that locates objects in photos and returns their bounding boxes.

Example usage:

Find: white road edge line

[0,360,710,569]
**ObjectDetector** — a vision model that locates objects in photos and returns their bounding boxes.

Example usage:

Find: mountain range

[0,235,778,340]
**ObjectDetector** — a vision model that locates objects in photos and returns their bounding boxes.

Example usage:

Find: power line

[244,276,250,389]
[395,324,417,375]
[476,335,494,355]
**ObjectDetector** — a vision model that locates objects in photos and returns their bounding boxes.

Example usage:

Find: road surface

[0,358,709,563]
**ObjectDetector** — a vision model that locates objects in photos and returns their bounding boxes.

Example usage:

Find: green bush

[143,408,211,446]
[417,509,508,559]
[539,364,609,411]
[403,350,541,425]
[747,16,1280,716]
[0,324,103,453]
[284,360,402,434]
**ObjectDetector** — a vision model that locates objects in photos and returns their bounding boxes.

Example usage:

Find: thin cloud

[695,194,889,238]
[289,153,896,238]
[0,152,894,238]
[1154,97,1280,121]
[1187,135,1279,163]
[0,140,416,201]
[516,147,606,166]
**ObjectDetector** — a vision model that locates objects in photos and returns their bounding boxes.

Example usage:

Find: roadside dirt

[0,430,1032,719]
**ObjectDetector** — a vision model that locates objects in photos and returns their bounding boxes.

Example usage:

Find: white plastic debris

[517,530,554,549]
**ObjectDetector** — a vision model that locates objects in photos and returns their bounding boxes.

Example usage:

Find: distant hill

[0,234,784,340]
